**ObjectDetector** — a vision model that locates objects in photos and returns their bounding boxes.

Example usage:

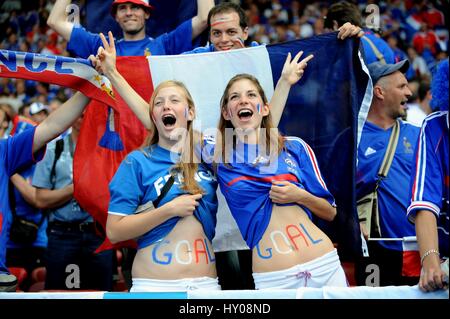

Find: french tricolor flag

[402,236,421,277]
[0,33,370,254]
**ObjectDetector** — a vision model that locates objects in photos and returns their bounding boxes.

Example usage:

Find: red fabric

[402,250,421,277]
[73,56,152,251]
[423,9,445,29]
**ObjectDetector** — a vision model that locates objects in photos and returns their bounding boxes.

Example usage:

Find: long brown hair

[214,74,285,166]
[143,80,203,195]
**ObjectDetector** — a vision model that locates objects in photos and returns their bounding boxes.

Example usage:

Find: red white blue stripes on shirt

[285,137,329,191]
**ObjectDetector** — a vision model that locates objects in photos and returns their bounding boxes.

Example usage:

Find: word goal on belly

[256,222,323,259]
[151,238,215,265]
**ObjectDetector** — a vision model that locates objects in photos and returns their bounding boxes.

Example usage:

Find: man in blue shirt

[355,60,420,286]
[47,0,214,58]
[407,58,449,292]
[0,92,89,292]
[324,1,395,65]
[184,2,363,55]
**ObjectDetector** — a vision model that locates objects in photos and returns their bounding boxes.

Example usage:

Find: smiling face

[222,77,269,132]
[115,3,149,36]
[150,84,195,148]
[210,11,249,51]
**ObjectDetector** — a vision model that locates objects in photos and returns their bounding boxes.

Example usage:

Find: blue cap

[367,59,410,85]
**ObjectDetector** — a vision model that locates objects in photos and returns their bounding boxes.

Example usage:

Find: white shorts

[253,249,348,289]
[130,276,221,292]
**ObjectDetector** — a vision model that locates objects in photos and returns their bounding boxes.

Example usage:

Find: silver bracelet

[421,249,440,266]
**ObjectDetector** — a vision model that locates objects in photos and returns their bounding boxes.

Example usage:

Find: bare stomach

[132,215,217,280]
[252,205,335,273]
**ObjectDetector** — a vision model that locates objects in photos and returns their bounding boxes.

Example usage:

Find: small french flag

[402,236,421,277]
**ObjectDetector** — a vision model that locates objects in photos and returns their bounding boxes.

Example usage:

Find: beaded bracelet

[420,249,440,266]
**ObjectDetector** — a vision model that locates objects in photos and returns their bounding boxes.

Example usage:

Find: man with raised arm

[47,0,214,58]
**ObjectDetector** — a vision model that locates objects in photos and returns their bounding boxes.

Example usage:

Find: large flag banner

[0,32,370,258]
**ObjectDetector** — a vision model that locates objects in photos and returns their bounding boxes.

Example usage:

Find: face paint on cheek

[184,107,188,119]
[257,103,261,115]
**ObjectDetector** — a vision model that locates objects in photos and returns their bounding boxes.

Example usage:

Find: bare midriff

[252,204,335,273]
[132,215,217,280]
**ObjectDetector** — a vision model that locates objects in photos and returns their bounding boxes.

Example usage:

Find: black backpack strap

[153,175,175,208]
[8,180,17,217]
[134,174,175,214]
[50,138,65,190]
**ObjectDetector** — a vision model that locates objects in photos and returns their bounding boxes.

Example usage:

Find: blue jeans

[45,223,113,291]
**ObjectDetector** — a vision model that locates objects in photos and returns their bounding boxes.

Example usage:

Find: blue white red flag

[0,33,370,256]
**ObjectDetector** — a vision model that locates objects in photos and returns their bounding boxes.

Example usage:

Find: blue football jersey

[0,127,45,273]
[108,145,218,249]
[357,120,420,251]
[202,136,335,249]
[68,20,193,58]
[408,111,449,257]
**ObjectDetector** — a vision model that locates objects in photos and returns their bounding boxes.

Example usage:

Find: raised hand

[337,22,364,40]
[96,31,117,77]
[280,51,314,86]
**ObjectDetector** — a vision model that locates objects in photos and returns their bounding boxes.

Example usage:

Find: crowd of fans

[0,0,448,119]
[0,0,448,292]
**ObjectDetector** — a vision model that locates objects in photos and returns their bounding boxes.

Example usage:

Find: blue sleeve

[407,120,442,222]
[181,44,213,55]
[156,19,193,55]
[290,138,336,207]
[32,142,55,189]
[4,127,45,177]
[67,26,104,58]
[198,135,215,171]
[108,153,144,215]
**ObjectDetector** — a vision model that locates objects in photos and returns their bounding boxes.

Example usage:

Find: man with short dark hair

[184,1,363,54]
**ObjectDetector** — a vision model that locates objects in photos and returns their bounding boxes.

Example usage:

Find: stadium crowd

[0,0,448,293]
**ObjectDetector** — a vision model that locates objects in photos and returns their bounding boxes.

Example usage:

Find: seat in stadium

[8,267,28,292]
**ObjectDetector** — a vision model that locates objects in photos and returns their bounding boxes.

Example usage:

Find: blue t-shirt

[361,30,395,65]
[0,127,45,273]
[7,164,48,249]
[408,111,449,258]
[32,135,91,223]
[201,136,336,249]
[356,120,420,251]
[182,41,260,54]
[108,145,218,249]
[68,19,193,58]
